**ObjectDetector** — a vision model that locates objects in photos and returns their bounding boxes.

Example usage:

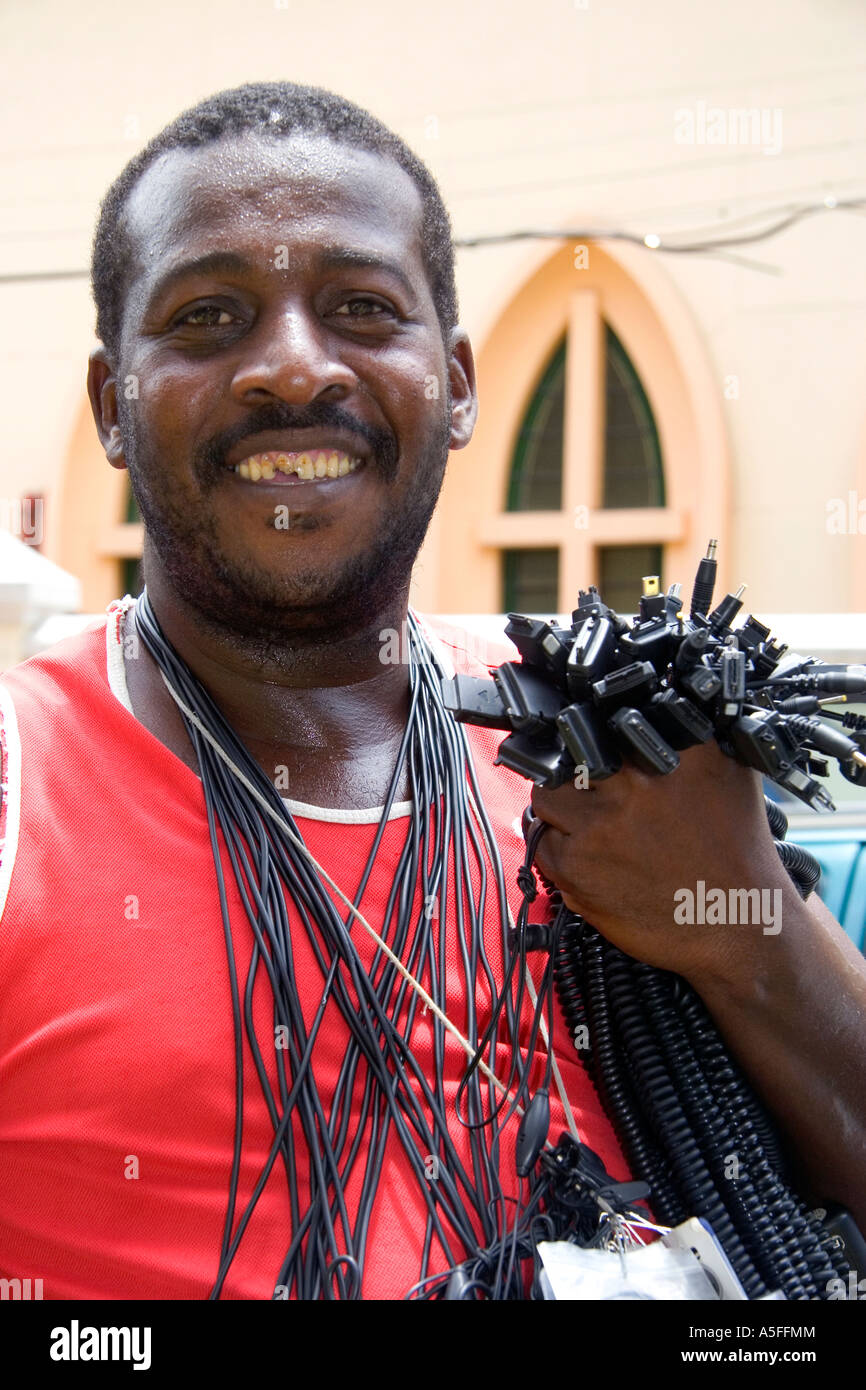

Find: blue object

[792,831,866,951]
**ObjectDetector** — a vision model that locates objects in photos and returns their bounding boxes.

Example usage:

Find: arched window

[506,341,566,513]
[424,237,730,619]
[502,324,666,615]
[603,326,664,510]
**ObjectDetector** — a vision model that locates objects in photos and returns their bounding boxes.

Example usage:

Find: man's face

[91,131,476,646]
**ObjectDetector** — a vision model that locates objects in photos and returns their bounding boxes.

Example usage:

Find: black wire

[132,591,551,1299]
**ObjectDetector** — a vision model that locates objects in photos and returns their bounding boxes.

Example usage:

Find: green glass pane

[506,341,565,512]
[507,327,663,515]
[603,325,664,509]
[125,481,142,524]
[121,556,144,598]
[502,549,559,614]
[597,544,663,616]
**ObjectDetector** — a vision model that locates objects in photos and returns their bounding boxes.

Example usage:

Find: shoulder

[411,612,516,679]
[0,606,129,878]
[0,618,109,695]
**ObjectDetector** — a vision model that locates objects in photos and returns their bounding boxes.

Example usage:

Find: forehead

[121,131,428,301]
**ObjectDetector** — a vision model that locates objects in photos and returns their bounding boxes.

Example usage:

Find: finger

[529,785,575,834]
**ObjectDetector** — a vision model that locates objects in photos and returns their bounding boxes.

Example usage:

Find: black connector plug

[675,626,709,673]
[736,615,772,652]
[565,615,618,698]
[690,538,718,618]
[441,674,512,730]
[515,1088,550,1177]
[591,660,659,714]
[807,666,866,695]
[646,689,714,749]
[494,731,574,788]
[786,714,866,767]
[608,707,680,774]
[680,663,722,706]
[709,584,746,634]
[720,646,747,719]
[504,615,571,677]
[493,662,562,736]
[557,702,623,779]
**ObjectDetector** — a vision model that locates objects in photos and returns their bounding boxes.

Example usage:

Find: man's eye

[333,298,392,318]
[175,305,236,327]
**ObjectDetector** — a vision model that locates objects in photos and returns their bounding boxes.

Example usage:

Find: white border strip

[0,679,23,924]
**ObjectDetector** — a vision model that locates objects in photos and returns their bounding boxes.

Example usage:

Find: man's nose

[230,306,356,404]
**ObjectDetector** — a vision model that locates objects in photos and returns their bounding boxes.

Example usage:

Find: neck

[138,565,415,771]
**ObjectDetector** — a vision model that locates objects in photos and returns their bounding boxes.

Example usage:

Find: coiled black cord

[675,987,843,1298]
[765,797,823,899]
[764,797,790,841]
[551,797,852,1299]
[775,840,823,898]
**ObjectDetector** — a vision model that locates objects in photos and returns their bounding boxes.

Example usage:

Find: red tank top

[0,599,631,1299]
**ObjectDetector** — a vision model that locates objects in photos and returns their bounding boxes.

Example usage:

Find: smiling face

[89,131,476,646]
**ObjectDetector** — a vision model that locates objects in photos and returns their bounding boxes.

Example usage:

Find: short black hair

[90,81,459,363]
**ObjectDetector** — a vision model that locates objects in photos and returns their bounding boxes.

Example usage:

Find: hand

[530,740,796,981]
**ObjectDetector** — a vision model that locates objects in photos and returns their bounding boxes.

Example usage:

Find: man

[0,81,864,1301]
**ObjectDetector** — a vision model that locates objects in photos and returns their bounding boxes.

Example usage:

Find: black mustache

[197,402,399,480]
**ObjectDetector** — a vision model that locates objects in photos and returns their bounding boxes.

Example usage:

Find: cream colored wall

[1,0,864,615]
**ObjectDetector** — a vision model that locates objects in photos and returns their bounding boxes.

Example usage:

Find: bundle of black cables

[439,532,861,1298]
[549,870,852,1300]
[132,588,583,1300]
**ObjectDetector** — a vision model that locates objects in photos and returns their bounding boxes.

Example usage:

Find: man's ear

[446,329,478,451]
[87,346,128,470]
